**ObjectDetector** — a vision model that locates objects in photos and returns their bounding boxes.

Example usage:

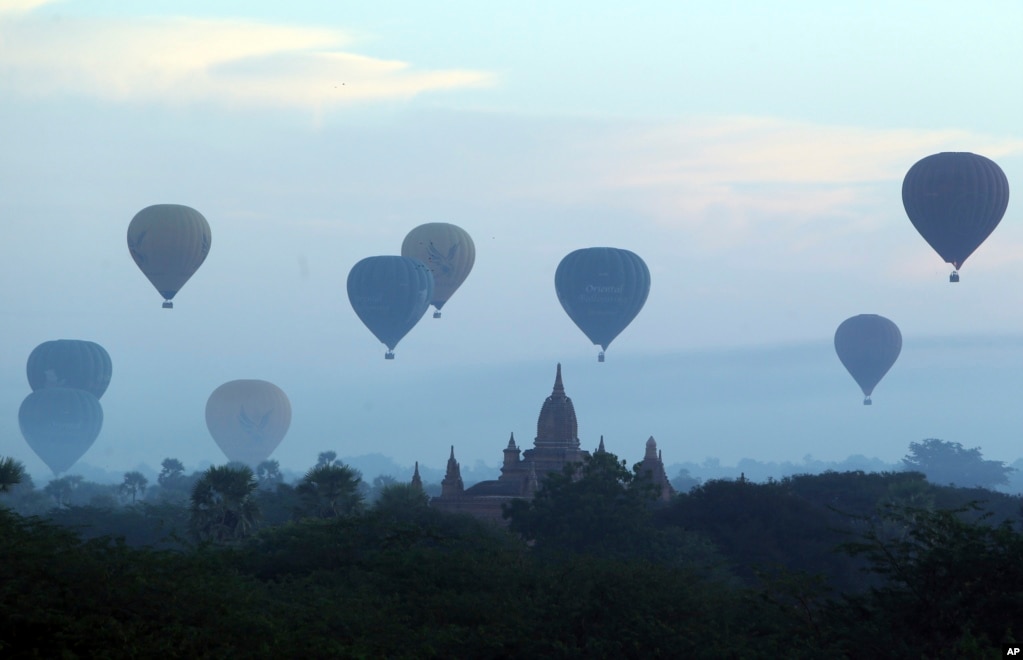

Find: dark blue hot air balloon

[26,339,112,399]
[19,388,104,475]
[128,204,212,307]
[555,247,650,362]
[902,152,1010,282]
[834,314,902,405]
[347,256,434,359]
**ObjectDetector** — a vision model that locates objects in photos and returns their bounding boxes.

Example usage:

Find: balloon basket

[433,311,441,318]
[162,301,174,309]
[863,397,872,406]
[949,271,960,283]
[598,351,605,363]
[385,351,395,360]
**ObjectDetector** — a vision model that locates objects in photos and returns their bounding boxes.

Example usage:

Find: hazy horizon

[2,2,1021,486]
[7,335,1023,486]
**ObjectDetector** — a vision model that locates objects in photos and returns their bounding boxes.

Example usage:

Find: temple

[429,363,674,523]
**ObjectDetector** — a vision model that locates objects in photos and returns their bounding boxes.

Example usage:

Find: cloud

[604,116,1023,193]
[0,0,55,14]
[0,10,492,108]
[571,117,1023,255]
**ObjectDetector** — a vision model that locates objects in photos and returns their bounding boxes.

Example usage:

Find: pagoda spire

[635,436,675,502]
[534,363,579,449]
[411,461,423,491]
[440,445,464,496]
[525,462,539,497]
[645,436,658,460]
[502,432,522,472]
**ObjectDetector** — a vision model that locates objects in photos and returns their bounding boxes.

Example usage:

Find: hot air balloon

[128,204,212,307]
[205,380,291,466]
[902,152,1010,282]
[347,256,434,359]
[401,223,475,318]
[27,339,112,399]
[834,314,902,405]
[555,247,650,362]
[19,388,103,475]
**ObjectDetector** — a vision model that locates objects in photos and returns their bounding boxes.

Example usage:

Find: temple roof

[463,479,525,497]
[644,436,658,460]
[534,363,579,449]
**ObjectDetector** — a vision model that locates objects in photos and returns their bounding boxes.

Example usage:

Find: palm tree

[255,460,283,490]
[316,451,339,468]
[157,458,185,488]
[296,463,364,519]
[189,465,260,543]
[0,456,25,494]
[44,475,83,508]
[368,474,398,502]
[119,470,148,504]
[373,482,430,519]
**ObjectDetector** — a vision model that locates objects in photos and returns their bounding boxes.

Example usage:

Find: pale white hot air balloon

[205,380,291,466]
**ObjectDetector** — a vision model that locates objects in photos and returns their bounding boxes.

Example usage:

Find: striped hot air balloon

[347,256,434,359]
[26,339,112,399]
[19,388,103,475]
[902,152,1010,282]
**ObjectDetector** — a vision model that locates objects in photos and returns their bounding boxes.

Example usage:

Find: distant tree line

[670,437,1017,494]
[0,440,1020,656]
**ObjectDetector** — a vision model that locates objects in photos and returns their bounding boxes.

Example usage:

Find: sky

[2,0,1023,484]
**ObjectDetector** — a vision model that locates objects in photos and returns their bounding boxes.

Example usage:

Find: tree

[296,463,364,519]
[119,471,148,504]
[153,458,191,504]
[504,450,665,560]
[44,475,83,508]
[661,476,868,590]
[0,457,25,494]
[836,503,1023,656]
[189,465,260,543]
[367,474,398,503]
[670,468,701,494]
[373,482,430,519]
[902,439,1014,489]
[255,460,283,490]
[316,451,338,468]
[157,458,185,489]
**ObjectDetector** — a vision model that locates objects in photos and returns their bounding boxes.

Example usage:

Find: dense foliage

[902,438,1015,489]
[1,451,1021,657]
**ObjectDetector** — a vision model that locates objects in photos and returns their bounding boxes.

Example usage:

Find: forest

[1,444,1021,658]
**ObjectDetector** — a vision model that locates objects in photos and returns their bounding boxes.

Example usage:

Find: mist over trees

[901,438,1014,490]
[2,442,1022,655]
